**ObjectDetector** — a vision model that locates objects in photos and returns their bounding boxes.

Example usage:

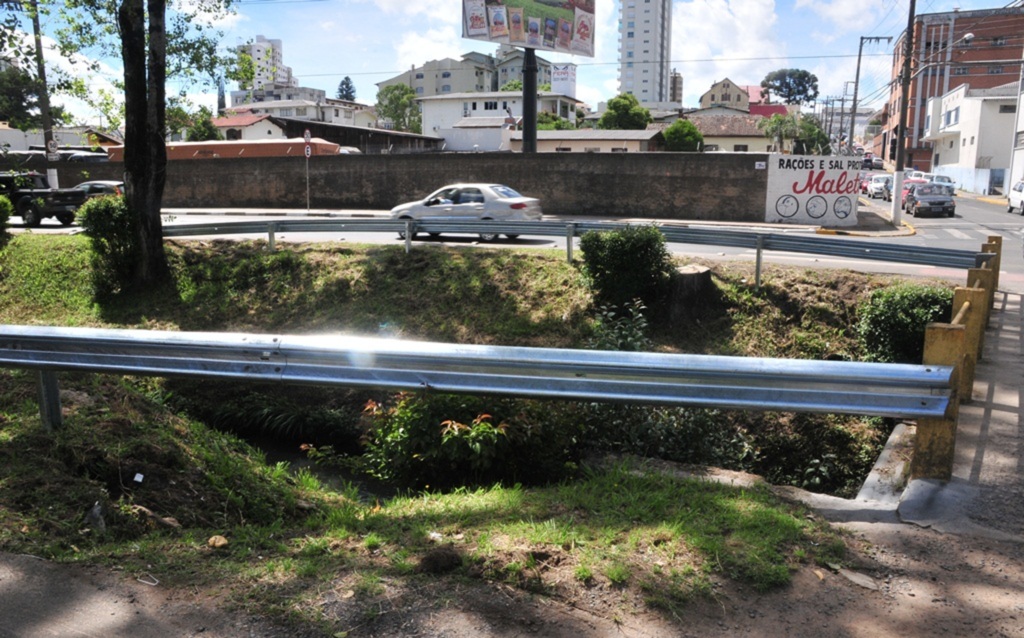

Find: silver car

[867,175,891,200]
[390,183,542,241]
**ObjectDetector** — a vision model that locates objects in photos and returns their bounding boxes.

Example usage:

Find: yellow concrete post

[967,266,994,329]
[953,287,986,364]
[982,239,1001,296]
[912,324,963,480]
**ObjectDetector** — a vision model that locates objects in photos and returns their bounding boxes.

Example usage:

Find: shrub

[579,225,674,310]
[586,299,652,351]
[361,393,584,489]
[76,195,139,297]
[856,283,953,363]
[0,195,12,250]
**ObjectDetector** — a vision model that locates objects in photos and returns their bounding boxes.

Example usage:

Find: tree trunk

[118,0,170,289]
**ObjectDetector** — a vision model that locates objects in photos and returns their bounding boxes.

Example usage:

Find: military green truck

[0,171,88,227]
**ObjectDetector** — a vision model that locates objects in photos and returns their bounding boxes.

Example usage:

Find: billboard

[462,0,596,57]
[551,63,576,98]
[765,155,861,227]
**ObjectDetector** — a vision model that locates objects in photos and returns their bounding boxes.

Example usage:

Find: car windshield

[490,185,522,199]
[915,185,941,196]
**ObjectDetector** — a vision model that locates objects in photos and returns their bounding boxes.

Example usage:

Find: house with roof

[506,129,665,153]
[225,99,376,128]
[698,79,751,110]
[920,81,1019,194]
[684,113,769,152]
[211,114,285,140]
[418,91,585,151]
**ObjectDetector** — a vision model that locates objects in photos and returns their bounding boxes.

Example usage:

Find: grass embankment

[0,234,887,632]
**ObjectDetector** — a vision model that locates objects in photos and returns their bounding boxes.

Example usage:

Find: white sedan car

[389,183,542,241]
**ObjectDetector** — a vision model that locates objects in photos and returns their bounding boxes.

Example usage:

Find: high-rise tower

[618,0,672,105]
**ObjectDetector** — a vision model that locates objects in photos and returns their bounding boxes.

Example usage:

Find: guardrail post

[967,266,994,327]
[984,236,1002,292]
[36,370,62,431]
[404,220,413,254]
[755,235,765,290]
[566,223,576,263]
[268,222,277,251]
[912,327,962,480]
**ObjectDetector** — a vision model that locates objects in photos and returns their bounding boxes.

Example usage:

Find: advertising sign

[551,63,576,98]
[462,0,596,57]
[765,155,861,227]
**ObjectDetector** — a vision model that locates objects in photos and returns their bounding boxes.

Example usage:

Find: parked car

[65,151,109,163]
[861,153,874,170]
[1008,179,1024,214]
[907,171,926,180]
[920,173,956,193]
[871,156,884,170]
[900,178,929,208]
[0,170,88,226]
[73,180,124,199]
[905,183,956,217]
[389,183,542,241]
[867,175,892,200]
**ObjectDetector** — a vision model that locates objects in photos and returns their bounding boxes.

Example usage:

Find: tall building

[618,0,672,105]
[377,45,553,99]
[885,6,1024,172]
[670,69,683,105]
[243,35,298,91]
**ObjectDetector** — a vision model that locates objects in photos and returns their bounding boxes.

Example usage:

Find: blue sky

[22,0,1015,123]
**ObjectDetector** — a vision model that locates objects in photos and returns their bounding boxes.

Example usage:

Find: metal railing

[161,218,994,274]
[0,325,955,432]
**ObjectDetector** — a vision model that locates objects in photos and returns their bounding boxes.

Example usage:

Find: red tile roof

[211,114,270,128]
[749,104,788,117]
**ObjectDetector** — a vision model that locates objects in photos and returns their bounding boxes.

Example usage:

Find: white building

[418,91,584,152]
[618,0,672,106]
[244,35,297,91]
[377,45,553,99]
[225,99,376,128]
[921,82,1019,195]
[1009,55,1024,193]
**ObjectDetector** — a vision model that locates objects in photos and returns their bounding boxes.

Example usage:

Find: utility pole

[837,94,848,153]
[892,0,917,227]
[850,36,892,158]
[13,0,59,185]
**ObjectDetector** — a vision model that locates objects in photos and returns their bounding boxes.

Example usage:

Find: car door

[451,187,487,219]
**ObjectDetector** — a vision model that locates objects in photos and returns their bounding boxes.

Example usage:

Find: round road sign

[303,129,311,143]
[304,144,312,158]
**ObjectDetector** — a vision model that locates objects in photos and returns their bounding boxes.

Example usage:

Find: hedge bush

[579,225,674,310]
[857,282,953,363]
[76,194,139,297]
[0,195,12,250]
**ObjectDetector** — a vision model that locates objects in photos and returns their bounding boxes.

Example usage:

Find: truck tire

[57,213,75,226]
[17,199,42,227]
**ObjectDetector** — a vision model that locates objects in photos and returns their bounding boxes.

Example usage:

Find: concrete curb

[978,196,1007,206]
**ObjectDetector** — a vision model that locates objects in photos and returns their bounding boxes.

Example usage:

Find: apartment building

[618,0,672,106]
[884,6,1024,173]
[377,45,553,98]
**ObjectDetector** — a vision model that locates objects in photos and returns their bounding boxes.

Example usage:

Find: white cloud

[394,27,466,69]
[373,0,460,21]
[672,0,783,107]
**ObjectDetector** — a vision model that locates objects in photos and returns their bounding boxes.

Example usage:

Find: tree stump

[669,265,712,322]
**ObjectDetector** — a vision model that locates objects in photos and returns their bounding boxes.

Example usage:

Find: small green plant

[363,532,384,551]
[586,299,652,351]
[857,283,953,363]
[75,194,139,297]
[604,562,631,586]
[579,225,674,310]
[0,194,12,249]
[574,564,594,582]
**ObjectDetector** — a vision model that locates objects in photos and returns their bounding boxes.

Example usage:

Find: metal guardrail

[161,218,994,271]
[0,325,955,431]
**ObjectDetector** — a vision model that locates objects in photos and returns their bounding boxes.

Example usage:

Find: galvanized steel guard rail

[0,325,955,431]
[161,218,994,272]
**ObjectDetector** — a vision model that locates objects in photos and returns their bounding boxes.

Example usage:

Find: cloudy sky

[16,0,1015,124]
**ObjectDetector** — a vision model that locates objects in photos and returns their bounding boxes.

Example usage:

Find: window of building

[993,36,1006,46]
[279,108,293,116]
[722,93,731,101]
[962,138,967,147]
[705,144,719,151]
[296,107,307,116]
[415,87,423,94]
[441,85,451,92]
[970,136,975,145]
[953,66,970,76]
[415,72,424,79]
[999,105,1016,114]
[989,66,1003,75]
[584,147,600,153]
[710,94,716,101]
[627,62,633,68]
[611,147,628,152]
[555,147,572,152]
[627,21,634,27]
[627,51,633,58]
[734,144,748,152]
[627,31,634,38]
[925,115,930,130]
[952,106,959,125]
[949,140,954,149]
[441,71,451,78]
[484,101,498,110]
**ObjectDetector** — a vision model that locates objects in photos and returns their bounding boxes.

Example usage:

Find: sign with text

[765,155,861,227]
[462,0,595,57]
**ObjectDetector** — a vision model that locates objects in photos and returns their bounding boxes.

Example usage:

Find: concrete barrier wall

[6,153,771,222]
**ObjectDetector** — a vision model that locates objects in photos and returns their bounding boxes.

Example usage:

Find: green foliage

[793,114,831,155]
[375,83,421,133]
[760,68,820,105]
[0,195,11,250]
[857,283,953,363]
[361,393,584,489]
[663,118,703,152]
[537,110,574,130]
[0,65,72,130]
[0,234,97,324]
[76,194,140,298]
[186,106,223,141]
[757,114,799,153]
[499,80,551,92]
[597,93,652,130]
[336,76,357,101]
[586,300,652,352]
[578,225,674,310]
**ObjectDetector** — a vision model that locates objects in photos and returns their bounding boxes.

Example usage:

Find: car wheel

[397,217,417,240]
[428,232,441,238]
[504,234,520,240]
[17,199,42,227]
[57,213,75,226]
[1009,203,1016,214]
[947,210,955,218]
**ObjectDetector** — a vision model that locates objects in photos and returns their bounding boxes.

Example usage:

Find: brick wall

[9,153,771,222]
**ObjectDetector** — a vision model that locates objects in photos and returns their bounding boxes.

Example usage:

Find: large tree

[757,113,799,153]
[336,76,356,101]
[760,69,819,105]
[19,0,237,289]
[793,114,831,155]
[375,83,421,133]
[0,65,70,130]
[597,93,652,130]
[186,106,222,141]
[663,118,703,152]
